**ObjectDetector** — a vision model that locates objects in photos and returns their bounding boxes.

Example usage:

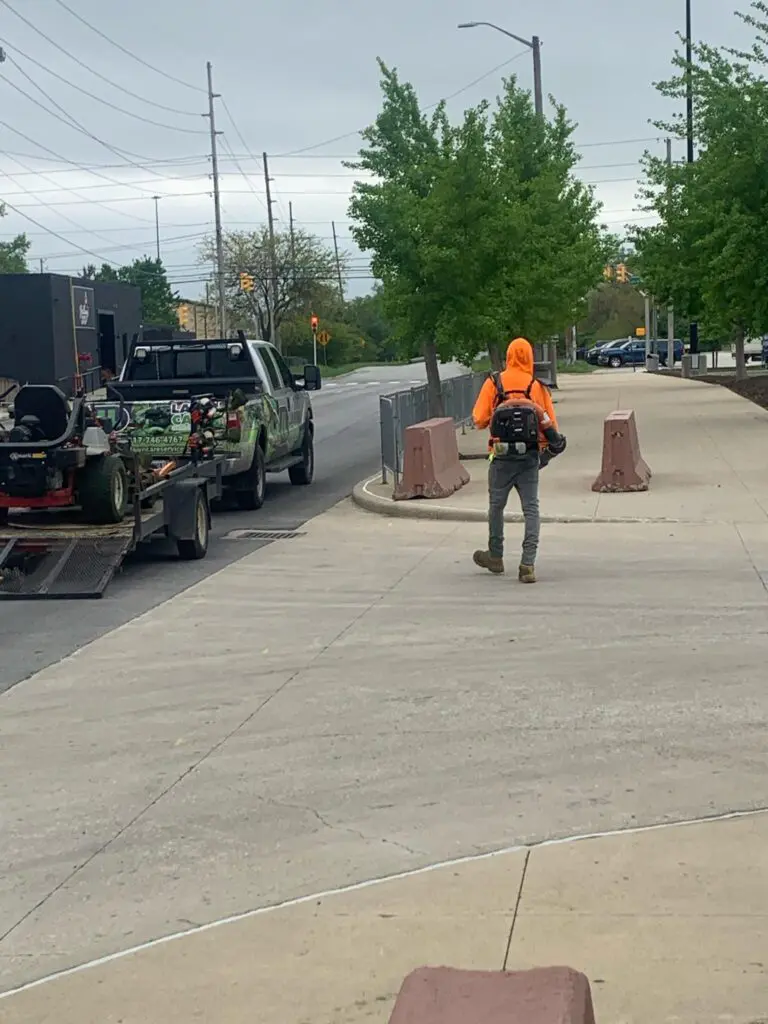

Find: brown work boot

[518,563,537,584]
[473,550,505,575]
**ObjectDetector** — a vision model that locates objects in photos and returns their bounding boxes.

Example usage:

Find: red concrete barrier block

[394,417,470,500]
[592,409,651,493]
[388,965,597,1024]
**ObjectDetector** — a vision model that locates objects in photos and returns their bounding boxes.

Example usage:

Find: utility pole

[206,62,226,338]
[331,221,344,303]
[152,196,161,261]
[263,152,280,351]
[685,0,698,356]
[666,138,676,367]
[531,36,543,119]
[39,258,45,274]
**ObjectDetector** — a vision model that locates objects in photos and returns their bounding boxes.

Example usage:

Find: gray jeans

[488,455,540,564]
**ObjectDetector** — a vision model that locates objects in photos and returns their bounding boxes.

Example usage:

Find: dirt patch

[696,373,768,411]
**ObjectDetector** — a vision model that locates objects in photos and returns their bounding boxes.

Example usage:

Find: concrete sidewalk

[355,372,768,524]
[3,812,767,1023]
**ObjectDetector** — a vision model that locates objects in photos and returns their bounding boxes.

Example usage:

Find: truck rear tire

[236,444,266,511]
[0,507,7,526]
[177,488,209,560]
[79,455,128,524]
[289,428,314,486]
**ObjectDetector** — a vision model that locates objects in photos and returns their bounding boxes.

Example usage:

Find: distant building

[177,299,219,339]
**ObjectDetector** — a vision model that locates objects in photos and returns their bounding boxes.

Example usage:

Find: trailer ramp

[0,521,133,600]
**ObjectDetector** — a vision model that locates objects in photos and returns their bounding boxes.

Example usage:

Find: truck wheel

[609,356,622,368]
[177,488,209,560]
[0,507,7,526]
[79,455,128,524]
[289,428,314,486]
[236,444,266,511]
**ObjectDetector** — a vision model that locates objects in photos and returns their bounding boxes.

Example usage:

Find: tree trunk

[733,326,747,381]
[423,339,445,418]
[488,343,504,372]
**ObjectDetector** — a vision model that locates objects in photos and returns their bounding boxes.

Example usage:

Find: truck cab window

[260,348,283,390]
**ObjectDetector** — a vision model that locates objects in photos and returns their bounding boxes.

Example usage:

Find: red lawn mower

[0,384,128,526]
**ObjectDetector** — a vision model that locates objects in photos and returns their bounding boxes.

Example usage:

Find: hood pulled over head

[505,337,534,374]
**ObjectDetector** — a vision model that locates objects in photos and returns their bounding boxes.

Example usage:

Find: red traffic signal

[310,314,319,331]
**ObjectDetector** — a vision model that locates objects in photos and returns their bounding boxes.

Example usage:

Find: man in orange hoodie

[471,337,565,582]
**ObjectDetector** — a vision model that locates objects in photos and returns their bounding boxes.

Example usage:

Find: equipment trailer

[0,454,223,600]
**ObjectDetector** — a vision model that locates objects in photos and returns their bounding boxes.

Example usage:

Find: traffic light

[310,314,319,331]
[239,271,254,292]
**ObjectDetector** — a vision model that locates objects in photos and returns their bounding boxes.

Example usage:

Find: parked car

[652,339,685,367]
[597,340,647,367]
[585,339,627,365]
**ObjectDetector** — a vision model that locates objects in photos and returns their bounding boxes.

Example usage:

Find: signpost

[317,330,331,364]
[310,314,319,365]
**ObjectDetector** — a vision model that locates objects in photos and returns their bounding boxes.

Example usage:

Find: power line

[1,61,208,187]
[0,195,120,264]
[0,150,211,172]
[51,0,206,95]
[0,118,156,222]
[276,50,528,157]
[0,72,164,191]
[2,153,135,248]
[0,0,203,117]
[1,46,205,132]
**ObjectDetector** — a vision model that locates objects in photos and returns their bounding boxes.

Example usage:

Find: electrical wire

[1,45,205,132]
[1,61,208,188]
[276,50,529,157]
[0,118,156,222]
[1,153,137,248]
[0,0,202,117]
[0,195,120,264]
[51,0,206,94]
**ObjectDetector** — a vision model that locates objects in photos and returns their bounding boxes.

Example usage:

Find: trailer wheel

[79,455,128,524]
[236,444,266,511]
[177,488,209,560]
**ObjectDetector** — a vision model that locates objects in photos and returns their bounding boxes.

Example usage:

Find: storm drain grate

[224,529,306,541]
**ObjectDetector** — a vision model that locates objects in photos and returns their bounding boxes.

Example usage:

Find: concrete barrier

[592,409,651,493]
[393,417,470,501]
[388,966,597,1023]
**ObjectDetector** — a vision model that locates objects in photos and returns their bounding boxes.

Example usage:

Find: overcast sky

[0,0,757,299]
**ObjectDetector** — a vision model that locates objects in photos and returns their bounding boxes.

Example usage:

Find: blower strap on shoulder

[490,371,535,405]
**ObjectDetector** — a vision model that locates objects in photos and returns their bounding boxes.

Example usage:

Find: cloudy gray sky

[0,0,757,299]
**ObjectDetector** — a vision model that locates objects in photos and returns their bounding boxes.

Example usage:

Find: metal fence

[379,371,487,484]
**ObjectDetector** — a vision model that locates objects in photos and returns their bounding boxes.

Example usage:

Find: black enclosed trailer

[0,274,142,396]
[0,455,223,600]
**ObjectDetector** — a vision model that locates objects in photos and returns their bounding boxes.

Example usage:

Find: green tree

[632,2,768,378]
[82,258,179,325]
[0,207,30,273]
[199,228,342,348]
[349,62,608,413]
[578,282,645,343]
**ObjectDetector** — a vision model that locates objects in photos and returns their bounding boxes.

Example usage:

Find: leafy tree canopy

[0,206,31,274]
[632,2,768,375]
[83,257,180,326]
[348,61,609,407]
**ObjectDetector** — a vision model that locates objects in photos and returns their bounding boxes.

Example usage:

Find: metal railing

[379,371,487,484]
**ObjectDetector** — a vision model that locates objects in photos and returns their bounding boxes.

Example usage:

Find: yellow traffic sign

[317,330,331,346]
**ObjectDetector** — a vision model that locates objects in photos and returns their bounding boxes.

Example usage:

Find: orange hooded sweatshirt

[472,338,558,449]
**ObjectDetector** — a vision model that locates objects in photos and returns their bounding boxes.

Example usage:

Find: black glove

[548,432,567,455]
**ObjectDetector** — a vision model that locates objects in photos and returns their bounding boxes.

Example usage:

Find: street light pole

[458,21,543,118]
[152,196,161,262]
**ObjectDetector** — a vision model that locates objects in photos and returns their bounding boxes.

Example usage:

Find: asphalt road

[0,362,465,697]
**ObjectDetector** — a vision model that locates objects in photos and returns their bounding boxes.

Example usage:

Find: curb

[351,475,692,526]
